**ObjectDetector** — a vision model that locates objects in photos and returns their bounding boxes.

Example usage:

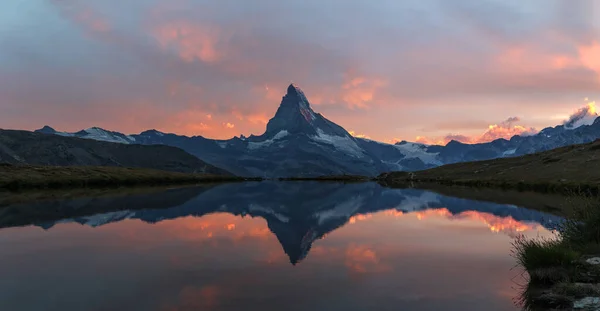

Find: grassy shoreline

[0,164,260,191]
[378,174,600,196]
[513,197,600,310]
[379,139,600,197]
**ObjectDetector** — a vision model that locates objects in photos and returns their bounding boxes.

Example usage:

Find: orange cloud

[411,208,539,235]
[349,131,370,139]
[223,122,235,129]
[341,75,387,109]
[478,117,537,142]
[153,21,221,63]
[578,42,600,79]
[414,116,537,145]
[348,214,373,224]
[563,100,598,128]
[345,244,381,274]
[413,136,446,145]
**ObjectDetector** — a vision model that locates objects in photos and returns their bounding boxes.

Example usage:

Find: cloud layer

[0,0,599,141]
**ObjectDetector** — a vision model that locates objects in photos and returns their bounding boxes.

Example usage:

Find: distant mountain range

[34,84,600,177]
[0,182,562,265]
[0,129,230,175]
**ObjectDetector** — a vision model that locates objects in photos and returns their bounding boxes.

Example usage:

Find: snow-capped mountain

[37,126,136,144]
[35,84,600,177]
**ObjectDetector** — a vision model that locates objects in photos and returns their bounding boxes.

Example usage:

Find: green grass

[560,198,600,246]
[513,196,600,310]
[379,139,600,196]
[0,165,259,191]
[512,236,579,271]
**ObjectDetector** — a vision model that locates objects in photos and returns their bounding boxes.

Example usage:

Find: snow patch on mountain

[502,148,517,156]
[81,128,133,144]
[311,129,365,157]
[81,210,135,227]
[314,195,364,225]
[393,142,441,165]
[248,204,290,223]
[248,130,289,150]
[55,132,75,137]
[394,191,441,212]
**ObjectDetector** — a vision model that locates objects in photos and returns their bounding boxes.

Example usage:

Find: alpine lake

[0,181,565,311]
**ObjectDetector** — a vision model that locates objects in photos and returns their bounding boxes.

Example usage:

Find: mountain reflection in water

[0,182,561,311]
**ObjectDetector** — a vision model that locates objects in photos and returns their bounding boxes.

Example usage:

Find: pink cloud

[415,116,537,145]
[152,21,222,63]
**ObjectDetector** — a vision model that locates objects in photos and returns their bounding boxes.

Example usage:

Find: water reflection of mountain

[0,182,562,264]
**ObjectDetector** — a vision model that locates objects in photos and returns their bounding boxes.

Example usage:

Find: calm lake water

[0,182,561,311]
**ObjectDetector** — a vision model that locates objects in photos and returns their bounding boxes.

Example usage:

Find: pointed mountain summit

[263,84,350,138]
[264,83,318,136]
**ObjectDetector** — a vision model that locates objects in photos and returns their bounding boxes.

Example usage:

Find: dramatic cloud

[1,0,599,141]
[152,21,221,63]
[478,117,537,143]
[564,100,598,129]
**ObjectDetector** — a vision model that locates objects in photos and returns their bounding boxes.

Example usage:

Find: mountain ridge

[33,84,600,177]
[0,129,231,175]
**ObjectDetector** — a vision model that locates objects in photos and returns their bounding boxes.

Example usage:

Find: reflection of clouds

[345,244,379,274]
[1,198,553,311]
[138,214,274,242]
[164,285,221,311]
[345,208,541,237]
[411,208,539,236]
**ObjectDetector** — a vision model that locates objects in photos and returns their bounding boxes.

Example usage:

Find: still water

[0,182,561,311]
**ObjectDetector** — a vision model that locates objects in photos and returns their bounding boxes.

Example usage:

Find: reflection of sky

[0,209,554,311]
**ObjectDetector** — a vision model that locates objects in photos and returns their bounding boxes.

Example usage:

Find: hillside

[0,129,230,175]
[0,165,248,190]
[379,139,600,194]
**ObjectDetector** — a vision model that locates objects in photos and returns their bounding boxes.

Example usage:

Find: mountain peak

[263,84,318,136]
[36,125,57,134]
[284,83,310,108]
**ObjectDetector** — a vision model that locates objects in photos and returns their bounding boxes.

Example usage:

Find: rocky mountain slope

[0,129,230,175]
[36,85,441,177]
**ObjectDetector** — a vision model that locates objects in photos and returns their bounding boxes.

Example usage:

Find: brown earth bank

[0,164,260,191]
[378,139,600,196]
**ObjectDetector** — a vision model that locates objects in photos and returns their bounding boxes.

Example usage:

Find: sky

[1,0,599,144]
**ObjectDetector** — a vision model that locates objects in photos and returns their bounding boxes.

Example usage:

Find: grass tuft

[511,235,579,273]
[559,197,600,246]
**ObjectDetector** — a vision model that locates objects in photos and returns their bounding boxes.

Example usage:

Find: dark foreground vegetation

[0,164,258,191]
[513,197,600,310]
[379,139,600,196]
